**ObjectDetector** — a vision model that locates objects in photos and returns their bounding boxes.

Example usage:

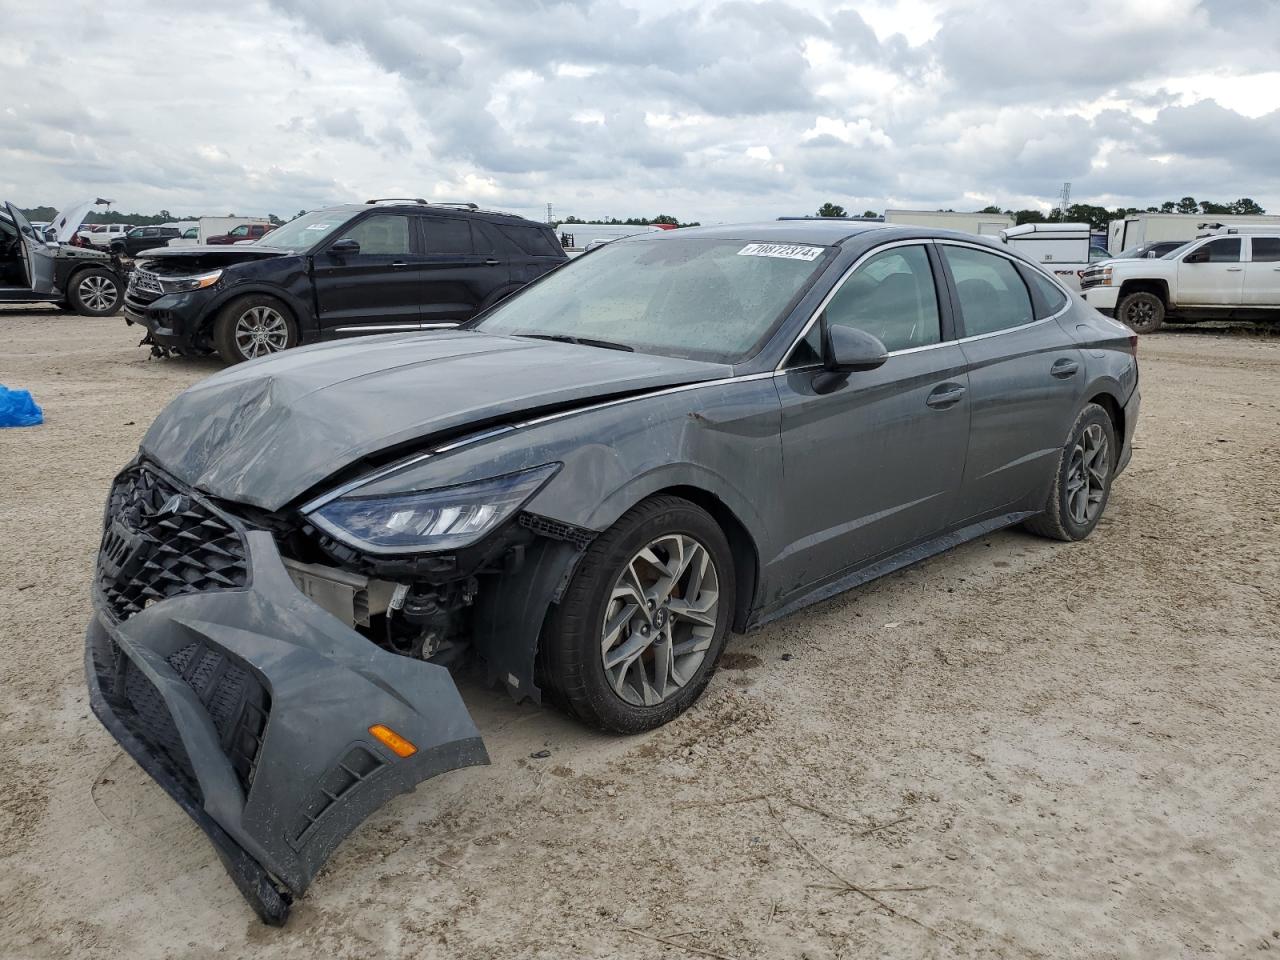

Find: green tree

[861,210,879,218]
[1175,196,1199,214]
[816,202,847,218]
[1013,209,1047,225]
[978,205,1005,215]
[1229,197,1265,214]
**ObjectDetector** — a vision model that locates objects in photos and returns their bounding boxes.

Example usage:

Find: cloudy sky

[3,0,1278,223]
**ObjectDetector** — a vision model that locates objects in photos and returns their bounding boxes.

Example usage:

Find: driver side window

[823,245,941,353]
[340,215,411,256]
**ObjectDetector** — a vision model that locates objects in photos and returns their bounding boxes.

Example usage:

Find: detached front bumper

[122,288,217,348]
[85,469,488,924]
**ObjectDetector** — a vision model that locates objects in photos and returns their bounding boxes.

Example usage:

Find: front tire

[212,295,298,364]
[1023,403,1117,542]
[67,268,122,316]
[541,496,736,733]
[1117,291,1165,334]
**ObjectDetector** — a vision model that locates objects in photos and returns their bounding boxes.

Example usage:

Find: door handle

[1050,358,1079,379]
[925,383,966,409]
[390,261,409,268]
[484,258,500,266]
[1226,267,1243,272]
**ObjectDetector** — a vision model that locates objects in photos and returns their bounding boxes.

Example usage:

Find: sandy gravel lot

[1,308,1278,959]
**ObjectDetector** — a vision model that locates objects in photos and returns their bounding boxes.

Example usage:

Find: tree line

[558,214,702,227]
[17,206,288,226]
[815,197,1267,232]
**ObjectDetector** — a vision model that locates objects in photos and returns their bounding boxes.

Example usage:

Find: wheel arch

[198,284,312,339]
[1086,390,1124,446]
[1117,278,1169,306]
[646,484,760,634]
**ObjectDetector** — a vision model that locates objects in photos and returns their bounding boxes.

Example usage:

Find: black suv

[124,200,568,363]
[111,225,182,258]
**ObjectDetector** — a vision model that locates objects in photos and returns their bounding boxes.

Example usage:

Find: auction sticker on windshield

[737,242,824,261]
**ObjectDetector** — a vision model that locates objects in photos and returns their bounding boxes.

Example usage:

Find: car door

[4,202,56,293]
[1177,237,1244,305]
[937,242,1087,522]
[416,216,504,326]
[772,241,970,596]
[313,213,421,335]
[1243,237,1280,305]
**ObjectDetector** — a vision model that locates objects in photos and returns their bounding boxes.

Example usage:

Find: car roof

[316,201,543,226]
[623,220,1006,249]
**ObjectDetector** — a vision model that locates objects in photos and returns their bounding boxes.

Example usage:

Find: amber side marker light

[369,724,418,758]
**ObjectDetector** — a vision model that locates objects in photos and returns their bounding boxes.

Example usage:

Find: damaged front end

[85,460,587,924]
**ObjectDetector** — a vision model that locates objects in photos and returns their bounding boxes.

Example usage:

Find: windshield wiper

[521,333,634,352]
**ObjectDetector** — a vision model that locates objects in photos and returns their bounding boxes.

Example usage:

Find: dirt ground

[1,308,1278,960]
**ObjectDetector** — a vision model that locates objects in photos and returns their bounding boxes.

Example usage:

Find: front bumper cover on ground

[85,486,488,925]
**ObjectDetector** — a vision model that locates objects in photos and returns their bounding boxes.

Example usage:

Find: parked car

[77,223,134,248]
[1081,225,1280,333]
[87,220,1139,923]
[111,225,182,258]
[205,222,276,245]
[0,200,127,315]
[124,200,568,362]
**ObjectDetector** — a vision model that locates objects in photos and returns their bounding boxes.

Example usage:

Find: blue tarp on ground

[0,385,43,427]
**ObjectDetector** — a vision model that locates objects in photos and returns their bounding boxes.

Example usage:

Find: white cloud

[0,0,1277,223]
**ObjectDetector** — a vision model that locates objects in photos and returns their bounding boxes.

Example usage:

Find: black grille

[97,465,248,621]
[169,641,271,795]
[99,636,205,804]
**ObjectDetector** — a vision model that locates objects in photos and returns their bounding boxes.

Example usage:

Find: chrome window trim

[776,237,1074,372]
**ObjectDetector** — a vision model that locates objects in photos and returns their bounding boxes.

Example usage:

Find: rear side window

[1024,268,1069,318]
[420,217,473,255]
[1251,237,1280,263]
[498,223,561,257]
[942,245,1035,336]
[472,220,523,256]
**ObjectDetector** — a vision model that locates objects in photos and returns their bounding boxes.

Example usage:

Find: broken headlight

[309,464,559,555]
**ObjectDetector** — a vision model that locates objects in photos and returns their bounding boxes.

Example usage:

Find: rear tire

[541,496,736,733]
[1023,403,1117,542]
[67,268,122,316]
[212,295,298,364]
[1116,291,1165,334]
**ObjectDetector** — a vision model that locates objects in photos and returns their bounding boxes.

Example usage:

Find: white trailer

[553,222,665,256]
[1107,213,1280,254]
[884,209,1013,236]
[1000,222,1113,290]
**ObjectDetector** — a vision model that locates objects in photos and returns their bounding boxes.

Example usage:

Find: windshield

[254,209,351,251]
[472,237,831,363]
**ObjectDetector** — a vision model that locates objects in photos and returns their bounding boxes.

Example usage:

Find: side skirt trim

[749,510,1037,629]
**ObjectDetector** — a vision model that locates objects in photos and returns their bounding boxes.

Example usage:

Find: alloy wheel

[78,275,118,311]
[600,533,720,707]
[233,306,290,358]
[1125,299,1154,325]
[1066,423,1109,525]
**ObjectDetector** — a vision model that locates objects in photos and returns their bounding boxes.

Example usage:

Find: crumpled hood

[141,330,731,510]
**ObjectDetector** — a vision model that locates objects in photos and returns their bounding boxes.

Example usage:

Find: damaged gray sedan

[86,220,1139,923]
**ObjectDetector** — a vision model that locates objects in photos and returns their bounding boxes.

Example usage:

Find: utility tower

[546,202,553,224]
[1057,182,1072,220]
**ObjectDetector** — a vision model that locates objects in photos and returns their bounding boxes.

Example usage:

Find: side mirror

[1183,248,1209,264]
[329,237,360,257]
[824,324,888,372]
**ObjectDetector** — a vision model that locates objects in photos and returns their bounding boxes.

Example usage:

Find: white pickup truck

[1080,226,1280,333]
